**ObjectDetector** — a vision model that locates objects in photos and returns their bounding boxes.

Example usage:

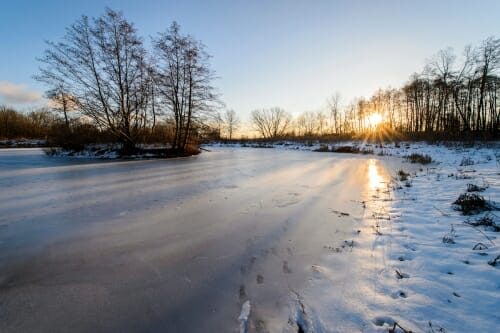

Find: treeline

[35,8,218,153]
[348,37,500,137]
[6,19,498,145]
[0,105,220,151]
[0,107,55,139]
[249,37,500,140]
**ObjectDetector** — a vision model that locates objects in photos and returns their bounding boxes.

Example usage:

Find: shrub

[333,145,359,153]
[397,169,410,181]
[184,143,201,155]
[452,193,490,215]
[404,153,432,164]
[331,146,373,154]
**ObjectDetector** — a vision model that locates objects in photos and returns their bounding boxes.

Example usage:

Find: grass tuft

[404,153,433,164]
[397,169,410,181]
[452,193,490,215]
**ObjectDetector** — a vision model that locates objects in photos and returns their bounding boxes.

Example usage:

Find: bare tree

[475,37,500,131]
[296,111,318,136]
[36,8,151,151]
[154,22,218,151]
[316,111,328,135]
[46,84,78,128]
[222,109,240,139]
[251,107,292,138]
[327,92,341,134]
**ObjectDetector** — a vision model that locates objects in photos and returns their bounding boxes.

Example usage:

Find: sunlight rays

[368,113,383,127]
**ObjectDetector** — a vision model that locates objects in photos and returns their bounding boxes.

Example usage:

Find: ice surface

[0,144,498,332]
[0,147,395,332]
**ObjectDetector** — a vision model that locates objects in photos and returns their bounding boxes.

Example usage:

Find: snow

[0,143,499,332]
[239,300,251,333]
[0,139,46,147]
[282,141,500,333]
[369,143,500,332]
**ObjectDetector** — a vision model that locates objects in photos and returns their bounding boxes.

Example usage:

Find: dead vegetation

[442,225,456,244]
[404,153,433,164]
[466,183,488,192]
[488,254,500,267]
[428,321,448,333]
[395,269,410,279]
[332,146,373,154]
[452,193,491,215]
[465,213,500,231]
[388,321,413,333]
[472,242,488,250]
[397,169,410,181]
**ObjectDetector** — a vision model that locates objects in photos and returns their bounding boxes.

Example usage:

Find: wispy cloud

[0,81,43,104]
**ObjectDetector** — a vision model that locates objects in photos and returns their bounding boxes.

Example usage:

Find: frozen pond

[0,148,394,332]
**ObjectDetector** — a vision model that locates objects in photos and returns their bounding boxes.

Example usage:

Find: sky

[1,0,500,124]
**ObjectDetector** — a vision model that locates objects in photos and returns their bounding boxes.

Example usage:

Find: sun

[368,113,383,127]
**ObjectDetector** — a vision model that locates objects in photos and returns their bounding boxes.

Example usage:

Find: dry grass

[404,153,433,164]
[452,193,490,215]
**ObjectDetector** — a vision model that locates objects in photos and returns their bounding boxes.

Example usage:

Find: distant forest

[326,37,500,139]
[0,9,498,148]
[250,37,500,141]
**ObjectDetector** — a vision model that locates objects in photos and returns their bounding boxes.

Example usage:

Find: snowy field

[358,143,500,333]
[0,144,498,332]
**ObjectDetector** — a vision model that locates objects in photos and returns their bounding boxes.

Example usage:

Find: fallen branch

[488,254,500,267]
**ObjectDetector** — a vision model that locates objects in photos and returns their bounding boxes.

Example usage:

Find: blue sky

[1,0,499,122]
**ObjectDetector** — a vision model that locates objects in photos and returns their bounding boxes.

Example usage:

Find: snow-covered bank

[290,142,499,333]
[378,144,499,332]
[44,143,198,159]
[0,139,46,148]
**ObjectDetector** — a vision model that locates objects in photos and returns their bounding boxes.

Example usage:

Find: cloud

[0,81,43,104]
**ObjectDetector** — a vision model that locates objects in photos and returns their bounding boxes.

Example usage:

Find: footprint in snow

[239,284,246,300]
[391,290,408,299]
[372,316,395,327]
[240,256,257,275]
[283,261,292,274]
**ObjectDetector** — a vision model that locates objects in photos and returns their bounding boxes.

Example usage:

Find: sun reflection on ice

[368,159,384,190]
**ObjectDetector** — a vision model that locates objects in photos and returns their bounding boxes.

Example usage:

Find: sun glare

[368,113,383,127]
[368,159,384,190]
